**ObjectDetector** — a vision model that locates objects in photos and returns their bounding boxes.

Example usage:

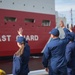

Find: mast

[71,8,73,26]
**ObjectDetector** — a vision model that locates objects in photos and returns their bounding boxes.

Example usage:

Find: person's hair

[54,35,59,37]
[15,43,25,56]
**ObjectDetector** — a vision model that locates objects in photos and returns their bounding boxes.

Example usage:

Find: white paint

[0,34,39,42]
[24,35,39,41]
[0,35,11,42]
[0,0,55,15]
[16,35,39,41]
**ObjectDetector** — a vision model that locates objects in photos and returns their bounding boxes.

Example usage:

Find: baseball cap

[49,28,59,36]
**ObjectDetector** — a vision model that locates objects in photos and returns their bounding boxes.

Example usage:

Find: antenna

[71,8,73,26]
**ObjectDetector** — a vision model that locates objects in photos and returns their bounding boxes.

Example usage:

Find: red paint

[0,9,56,56]
[72,26,75,33]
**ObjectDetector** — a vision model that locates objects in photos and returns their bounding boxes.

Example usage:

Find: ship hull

[0,9,55,56]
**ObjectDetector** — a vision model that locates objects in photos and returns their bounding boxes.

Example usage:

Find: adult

[66,28,75,75]
[12,28,30,75]
[42,21,72,75]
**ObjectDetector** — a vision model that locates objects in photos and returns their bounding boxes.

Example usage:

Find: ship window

[24,18,35,23]
[4,17,17,22]
[42,20,51,26]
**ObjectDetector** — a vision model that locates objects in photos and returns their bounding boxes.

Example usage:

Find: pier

[0,56,48,75]
[7,69,48,75]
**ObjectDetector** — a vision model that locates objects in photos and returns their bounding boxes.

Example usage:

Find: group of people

[12,20,75,75]
[42,20,75,75]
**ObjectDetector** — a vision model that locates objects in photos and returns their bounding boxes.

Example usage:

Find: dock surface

[7,69,48,75]
[0,56,47,74]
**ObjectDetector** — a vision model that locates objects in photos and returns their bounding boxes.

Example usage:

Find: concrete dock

[0,56,48,75]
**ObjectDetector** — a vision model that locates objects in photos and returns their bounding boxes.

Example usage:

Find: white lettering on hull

[0,35,11,42]
[0,35,39,42]
[24,35,38,41]
[16,35,39,41]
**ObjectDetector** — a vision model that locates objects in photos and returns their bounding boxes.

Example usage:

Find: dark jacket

[42,28,72,74]
[13,43,30,75]
[66,41,75,69]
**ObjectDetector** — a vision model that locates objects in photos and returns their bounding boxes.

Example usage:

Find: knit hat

[49,28,59,36]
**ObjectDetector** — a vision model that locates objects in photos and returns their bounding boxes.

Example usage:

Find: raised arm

[60,20,72,44]
[17,27,23,36]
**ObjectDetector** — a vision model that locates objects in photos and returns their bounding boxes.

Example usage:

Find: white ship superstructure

[0,0,55,15]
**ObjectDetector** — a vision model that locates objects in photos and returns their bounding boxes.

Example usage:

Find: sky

[55,0,75,25]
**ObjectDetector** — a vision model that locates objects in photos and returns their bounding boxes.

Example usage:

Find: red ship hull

[72,26,75,34]
[0,9,55,56]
